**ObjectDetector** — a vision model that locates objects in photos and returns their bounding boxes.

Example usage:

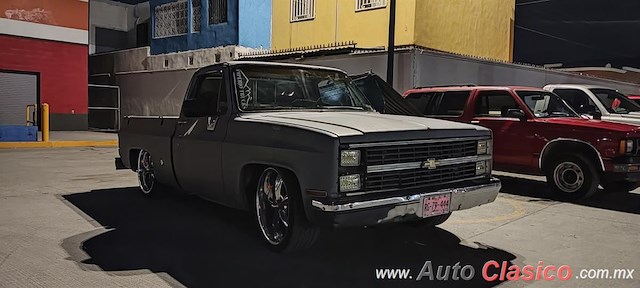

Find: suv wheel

[255,167,319,252]
[546,154,599,200]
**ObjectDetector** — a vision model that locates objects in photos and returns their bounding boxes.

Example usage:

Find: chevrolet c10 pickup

[116,61,501,252]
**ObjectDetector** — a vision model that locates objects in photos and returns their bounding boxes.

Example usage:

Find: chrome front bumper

[311,178,501,215]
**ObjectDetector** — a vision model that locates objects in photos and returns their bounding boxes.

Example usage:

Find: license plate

[421,193,451,218]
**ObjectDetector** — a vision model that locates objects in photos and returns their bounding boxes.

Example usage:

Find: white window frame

[290,0,315,22]
[355,0,387,12]
[154,0,189,39]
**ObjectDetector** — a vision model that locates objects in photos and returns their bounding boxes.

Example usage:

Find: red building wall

[0,34,87,129]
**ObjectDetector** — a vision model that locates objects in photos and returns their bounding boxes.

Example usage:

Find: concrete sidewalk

[0,131,118,149]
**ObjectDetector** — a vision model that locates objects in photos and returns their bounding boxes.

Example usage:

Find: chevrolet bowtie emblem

[422,159,438,170]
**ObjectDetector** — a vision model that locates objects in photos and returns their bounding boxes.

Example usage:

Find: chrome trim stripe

[312,179,501,212]
[366,154,492,173]
[367,162,421,173]
[347,136,489,148]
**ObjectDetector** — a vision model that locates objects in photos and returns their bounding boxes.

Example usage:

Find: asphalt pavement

[0,148,638,288]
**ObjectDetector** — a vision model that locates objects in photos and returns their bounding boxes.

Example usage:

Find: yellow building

[271,0,515,62]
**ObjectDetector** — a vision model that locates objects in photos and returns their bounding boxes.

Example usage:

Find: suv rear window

[434,91,470,116]
[405,92,439,114]
[406,90,470,116]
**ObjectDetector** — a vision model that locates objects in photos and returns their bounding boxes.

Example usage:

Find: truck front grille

[365,140,477,166]
[365,162,477,192]
[353,139,485,194]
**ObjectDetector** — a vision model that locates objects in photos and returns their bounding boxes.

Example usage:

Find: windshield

[516,91,579,118]
[590,88,640,114]
[233,66,373,112]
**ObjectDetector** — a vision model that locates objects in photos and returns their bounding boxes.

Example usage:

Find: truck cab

[403,85,640,200]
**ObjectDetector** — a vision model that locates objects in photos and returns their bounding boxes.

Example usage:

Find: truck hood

[238,111,488,137]
[538,117,640,133]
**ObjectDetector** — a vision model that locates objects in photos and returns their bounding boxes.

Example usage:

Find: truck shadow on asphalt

[61,187,517,288]
[498,175,640,215]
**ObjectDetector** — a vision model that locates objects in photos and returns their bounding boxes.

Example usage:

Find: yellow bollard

[42,103,50,142]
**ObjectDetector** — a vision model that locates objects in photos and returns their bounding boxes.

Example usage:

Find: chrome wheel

[553,161,584,193]
[256,168,290,245]
[137,150,155,194]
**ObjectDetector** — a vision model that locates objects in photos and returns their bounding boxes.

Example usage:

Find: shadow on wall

[61,187,518,288]
[497,174,640,215]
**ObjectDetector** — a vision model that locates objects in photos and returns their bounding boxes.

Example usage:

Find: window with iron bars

[356,0,387,11]
[209,0,227,24]
[290,0,315,22]
[192,0,201,32]
[154,0,188,38]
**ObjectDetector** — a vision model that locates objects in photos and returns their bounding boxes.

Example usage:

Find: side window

[474,91,520,117]
[553,89,594,112]
[290,0,315,22]
[405,92,438,115]
[433,91,470,116]
[184,73,223,117]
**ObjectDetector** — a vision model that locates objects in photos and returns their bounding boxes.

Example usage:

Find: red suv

[403,85,640,200]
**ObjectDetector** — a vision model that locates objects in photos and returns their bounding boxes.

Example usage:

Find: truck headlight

[340,150,361,166]
[620,139,635,154]
[476,160,491,175]
[477,140,492,155]
[339,174,361,192]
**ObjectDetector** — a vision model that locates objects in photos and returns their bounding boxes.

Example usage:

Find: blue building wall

[238,0,271,49]
[150,0,239,54]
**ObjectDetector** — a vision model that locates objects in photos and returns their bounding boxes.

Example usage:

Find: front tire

[255,167,319,252]
[545,154,599,201]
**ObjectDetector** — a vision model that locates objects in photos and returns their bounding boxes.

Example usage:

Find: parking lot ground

[0,148,638,288]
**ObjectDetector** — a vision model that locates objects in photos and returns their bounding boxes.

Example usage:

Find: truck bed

[118,116,179,187]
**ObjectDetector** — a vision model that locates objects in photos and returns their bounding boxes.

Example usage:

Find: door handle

[471,120,480,124]
[177,120,188,125]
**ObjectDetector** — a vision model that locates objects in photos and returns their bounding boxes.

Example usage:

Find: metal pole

[386,0,396,86]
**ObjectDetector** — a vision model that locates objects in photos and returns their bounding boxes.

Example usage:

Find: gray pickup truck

[116,61,501,251]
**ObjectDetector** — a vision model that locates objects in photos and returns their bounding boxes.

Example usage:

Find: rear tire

[136,149,168,196]
[254,167,319,252]
[408,213,452,229]
[545,154,599,201]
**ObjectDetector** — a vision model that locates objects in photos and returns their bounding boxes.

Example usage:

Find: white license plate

[421,193,451,218]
